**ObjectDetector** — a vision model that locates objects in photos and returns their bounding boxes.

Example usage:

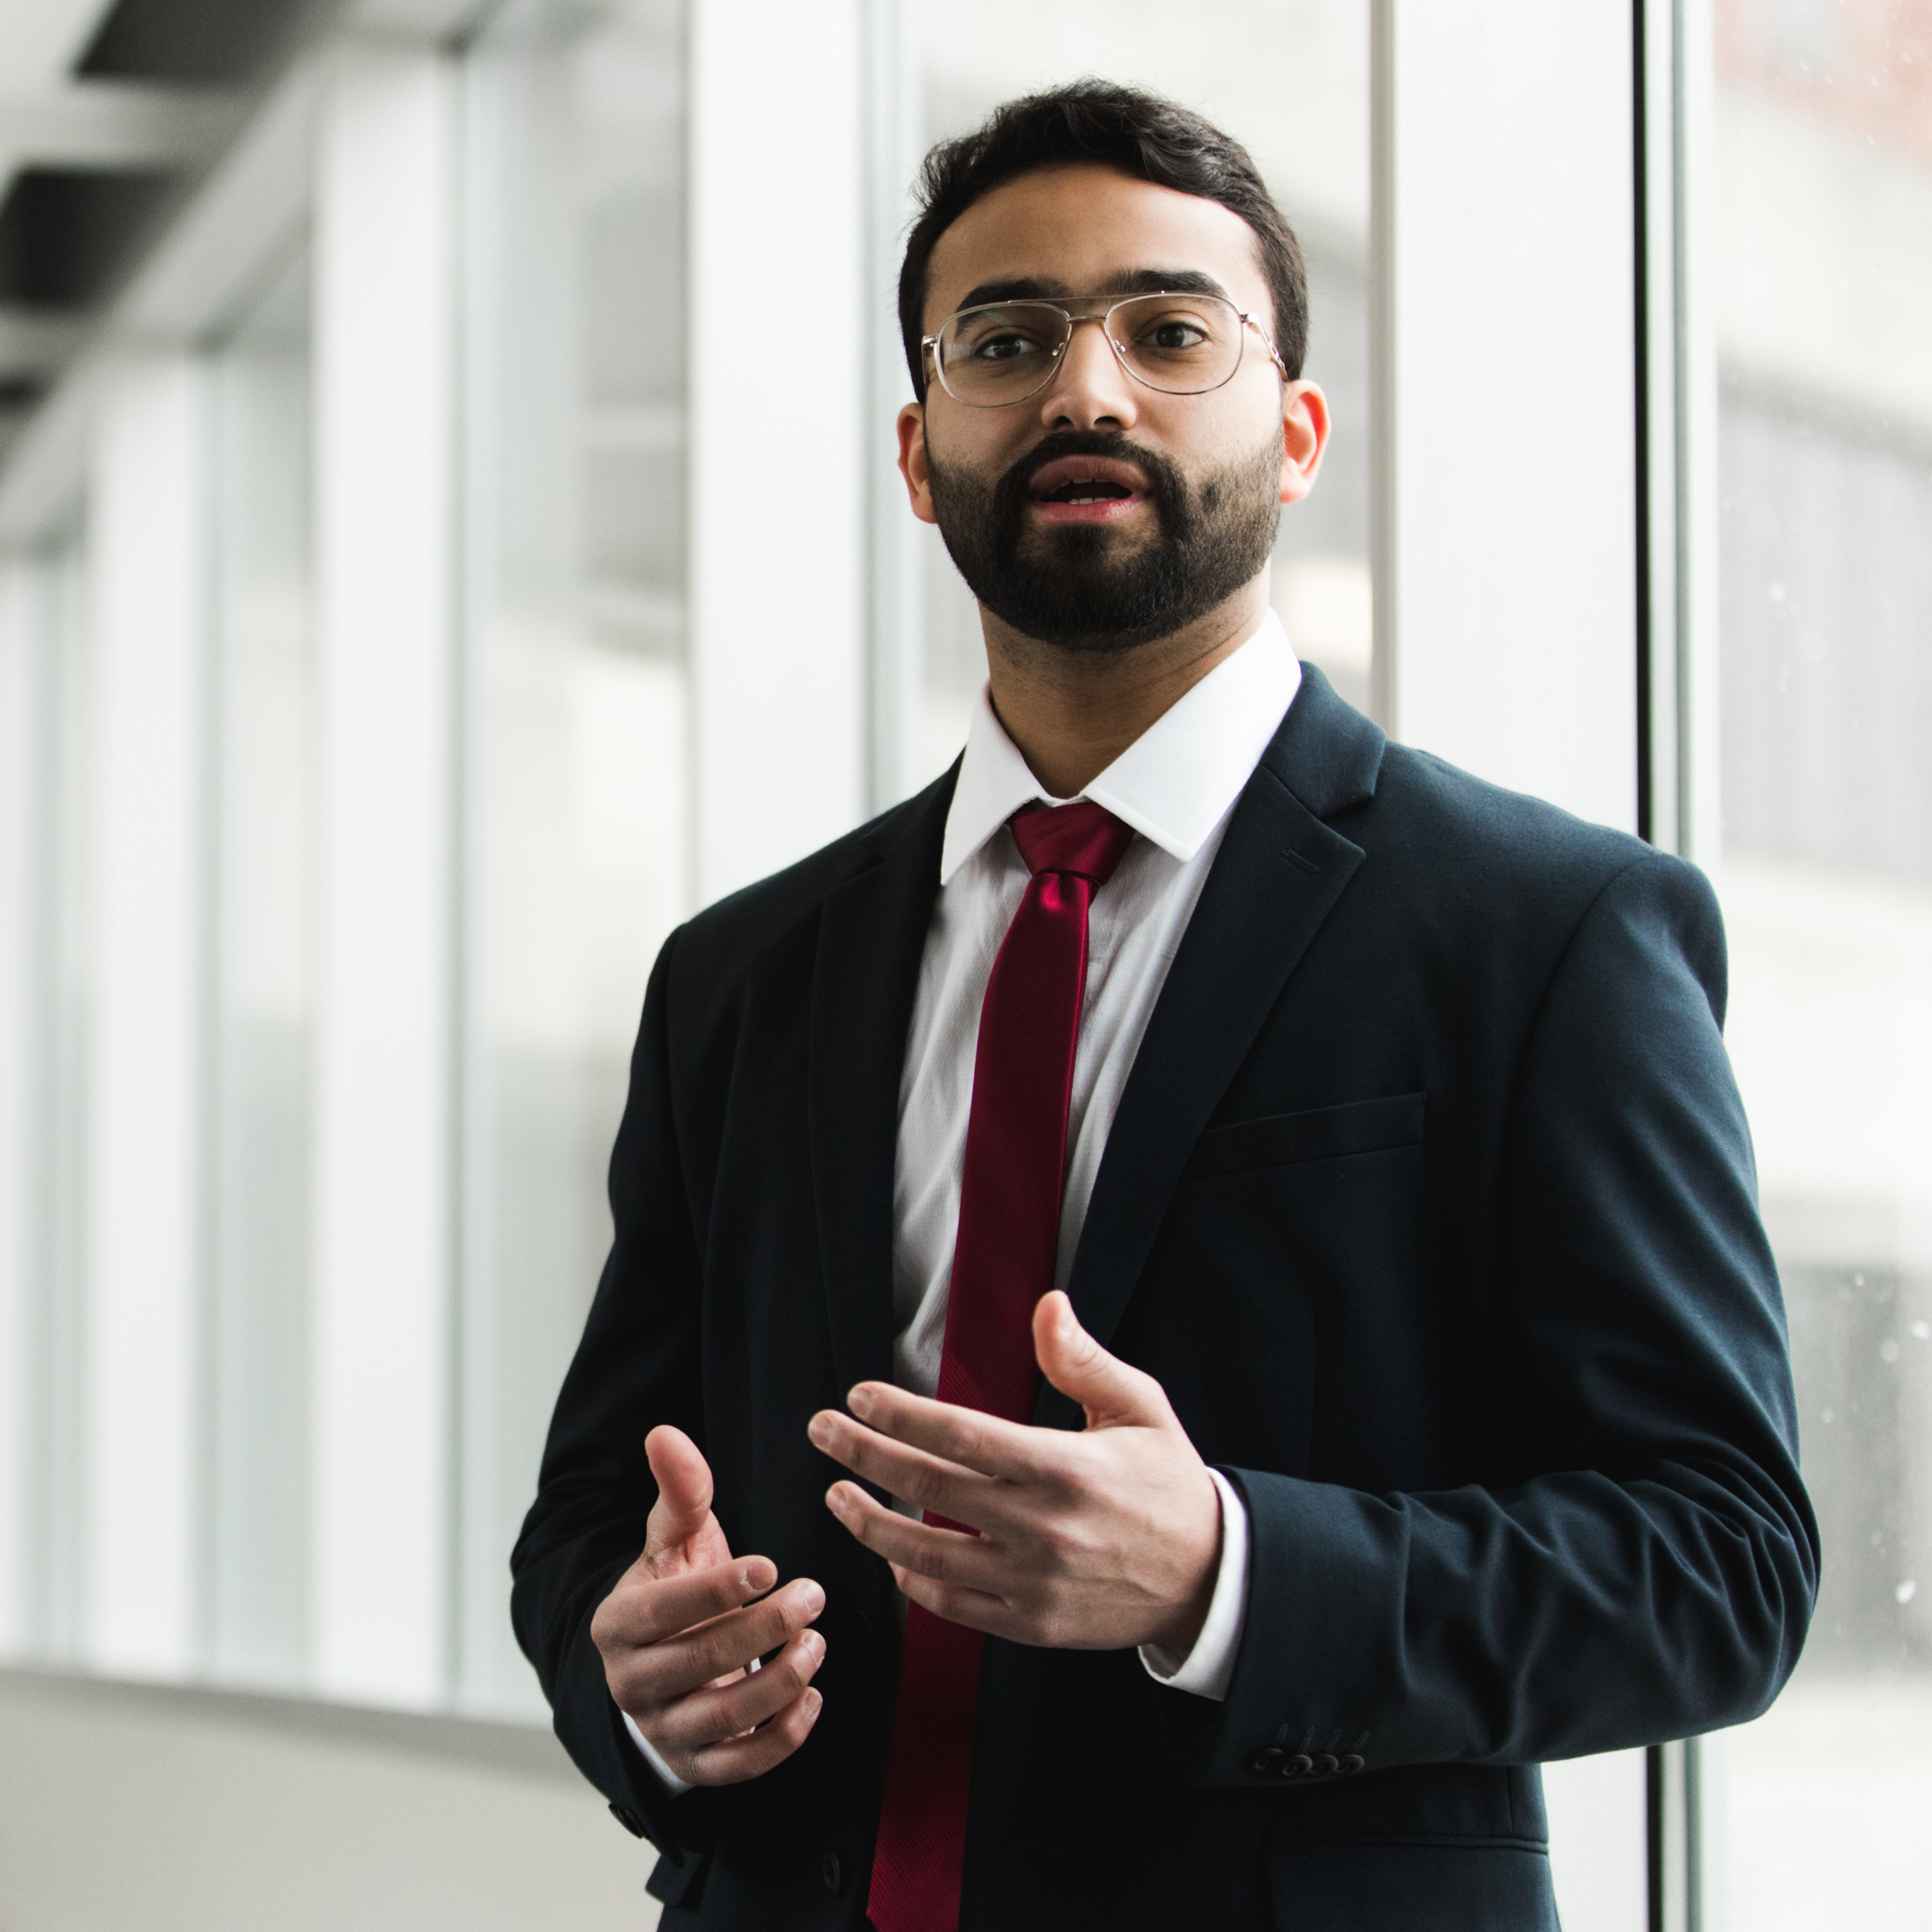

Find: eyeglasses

[922,291,1287,408]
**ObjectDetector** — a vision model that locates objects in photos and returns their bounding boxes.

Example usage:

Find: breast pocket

[1154,1092,1432,1486]
[1184,1092,1426,1181]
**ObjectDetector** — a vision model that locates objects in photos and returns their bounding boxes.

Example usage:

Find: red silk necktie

[867,801,1136,1932]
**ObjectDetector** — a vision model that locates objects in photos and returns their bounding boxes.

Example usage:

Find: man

[512,82,1815,1931]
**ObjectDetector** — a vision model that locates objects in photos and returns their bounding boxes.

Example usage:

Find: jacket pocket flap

[1185,1091,1425,1179]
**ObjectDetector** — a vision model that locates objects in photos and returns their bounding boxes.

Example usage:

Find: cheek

[924,412,1027,483]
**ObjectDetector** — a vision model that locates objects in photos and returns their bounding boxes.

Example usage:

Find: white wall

[688,0,868,903]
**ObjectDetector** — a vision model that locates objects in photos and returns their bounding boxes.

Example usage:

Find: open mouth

[1037,476,1135,506]
[1025,454,1149,524]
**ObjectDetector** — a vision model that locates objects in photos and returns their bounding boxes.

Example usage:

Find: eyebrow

[949,266,1235,315]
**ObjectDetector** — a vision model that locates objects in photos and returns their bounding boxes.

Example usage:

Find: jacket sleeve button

[608,1803,647,1838]
[1247,1747,1286,1774]
[1282,1754,1313,1779]
[1339,1754,1366,1775]
[822,1852,846,1896]
[1312,1754,1340,1777]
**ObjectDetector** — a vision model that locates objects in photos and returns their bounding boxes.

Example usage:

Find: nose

[1035,313,1140,433]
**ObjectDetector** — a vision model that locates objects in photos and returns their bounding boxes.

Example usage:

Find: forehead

[923,162,1270,329]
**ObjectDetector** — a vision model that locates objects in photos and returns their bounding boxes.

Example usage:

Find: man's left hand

[807,1290,1221,1655]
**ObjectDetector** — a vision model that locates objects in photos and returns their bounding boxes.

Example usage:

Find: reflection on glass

[460,0,689,1715]
[1712,0,1932,1920]
[909,0,1372,780]
[207,248,314,1686]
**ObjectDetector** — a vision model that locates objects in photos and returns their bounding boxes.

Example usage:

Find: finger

[1032,1291,1170,1427]
[614,1578,824,1712]
[655,1627,827,1758]
[599,1557,779,1651]
[888,1560,1014,1638]
[824,1480,1006,1592]
[807,1411,1011,1531]
[685,1686,824,1786]
[839,1381,1047,1484]
[643,1426,720,1565]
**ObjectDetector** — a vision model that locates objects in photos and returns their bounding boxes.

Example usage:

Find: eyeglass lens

[935,293,1246,404]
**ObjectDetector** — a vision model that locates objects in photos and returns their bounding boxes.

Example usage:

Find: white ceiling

[0,0,118,94]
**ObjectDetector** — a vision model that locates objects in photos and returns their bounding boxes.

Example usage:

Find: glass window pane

[905,0,1372,784]
[458,0,689,1716]
[206,246,316,1686]
[1712,1,1932,1919]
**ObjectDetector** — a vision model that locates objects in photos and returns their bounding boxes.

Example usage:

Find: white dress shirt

[628,608,1302,1791]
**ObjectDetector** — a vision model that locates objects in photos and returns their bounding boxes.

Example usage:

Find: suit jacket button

[1282,1754,1313,1779]
[1248,1748,1286,1775]
[1340,1754,1366,1775]
[822,1851,846,1896]
[608,1803,646,1838]
[1312,1754,1340,1777]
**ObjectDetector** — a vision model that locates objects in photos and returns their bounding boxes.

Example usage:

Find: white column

[310,41,456,1707]
[688,0,867,904]
[1374,4,1650,1924]
[1375,0,1640,835]
[79,356,210,1678]
[0,560,37,1655]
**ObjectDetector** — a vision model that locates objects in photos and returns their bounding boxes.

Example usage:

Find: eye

[1151,319,1208,350]
[968,329,1049,365]
[1130,311,1215,354]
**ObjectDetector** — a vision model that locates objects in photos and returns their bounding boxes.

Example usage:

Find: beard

[924,425,1284,654]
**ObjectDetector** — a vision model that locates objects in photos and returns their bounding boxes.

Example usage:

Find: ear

[1278,379,1331,507]
[897,402,940,526]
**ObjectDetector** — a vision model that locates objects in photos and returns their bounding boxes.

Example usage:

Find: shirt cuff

[1137,1468,1249,1702]
[622,1708,695,1798]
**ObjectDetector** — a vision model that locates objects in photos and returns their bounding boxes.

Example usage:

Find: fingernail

[803,1630,825,1662]
[807,1413,835,1449]
[825,1483,848,1514]
[803,1688,822,1718]
[848,1385,877,1420]
[742,1560,773,1592]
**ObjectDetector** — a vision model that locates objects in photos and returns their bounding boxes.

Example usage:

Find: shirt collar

[939,606,1303,885]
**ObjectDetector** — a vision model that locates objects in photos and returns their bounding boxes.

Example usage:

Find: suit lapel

[1042,670,1386,1426]
[810,770,954,1405]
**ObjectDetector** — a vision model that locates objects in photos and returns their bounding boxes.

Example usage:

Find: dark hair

[899,80,1308,401]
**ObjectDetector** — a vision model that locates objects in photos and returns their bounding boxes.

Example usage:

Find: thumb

[643,1425,719,1560]
[1033,1292,1169,1429]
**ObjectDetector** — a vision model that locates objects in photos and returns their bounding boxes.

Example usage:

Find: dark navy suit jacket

[512,668,1817,1930]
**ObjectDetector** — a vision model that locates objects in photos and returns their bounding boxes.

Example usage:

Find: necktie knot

[1009,799,1135,888]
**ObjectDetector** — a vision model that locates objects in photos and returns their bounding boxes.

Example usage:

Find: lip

[1025,453,1150,526]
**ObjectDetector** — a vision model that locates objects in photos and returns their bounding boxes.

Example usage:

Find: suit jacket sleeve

[510,927,719,1860]
[1175,852,1818,1780]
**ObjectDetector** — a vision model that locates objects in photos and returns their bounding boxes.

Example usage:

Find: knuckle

[693,1627,741,1682]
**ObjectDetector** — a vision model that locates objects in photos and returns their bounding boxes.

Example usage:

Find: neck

[981,577,1269,799]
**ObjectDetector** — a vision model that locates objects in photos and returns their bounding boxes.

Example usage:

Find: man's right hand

[591,1425,826,1787]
